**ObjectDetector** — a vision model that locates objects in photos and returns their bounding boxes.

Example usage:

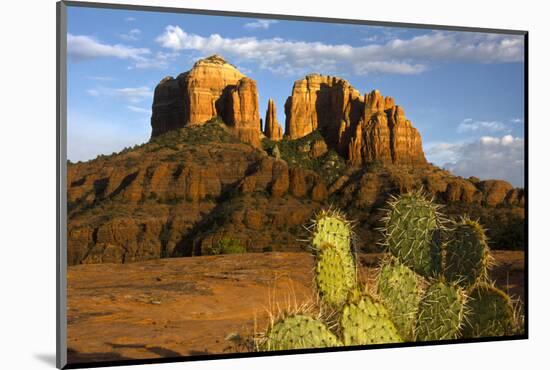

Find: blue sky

[67,6,525,186]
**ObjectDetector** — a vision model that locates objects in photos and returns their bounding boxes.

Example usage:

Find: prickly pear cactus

[311,210,353,256]
[262,314,342,351]
[382,191,443,278]
[340,294,403,346]
[462,283,516,338]
[444,217,491,287]
[315,242,357,308]
[377,259,422,341]
[416,281,466,341]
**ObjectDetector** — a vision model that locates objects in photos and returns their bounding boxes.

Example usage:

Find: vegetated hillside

[67,119,524,265]
[67,54,524,265]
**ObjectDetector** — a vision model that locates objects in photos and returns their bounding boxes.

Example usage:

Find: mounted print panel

[57,1,527,368]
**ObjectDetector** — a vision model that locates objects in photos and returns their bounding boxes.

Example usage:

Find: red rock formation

[284,74,363,142]
[478,180,514,206]
[151,55,261,146]
[225,77,262,147]
[387,106,426,165]
[264,98,284,141]
[284,74,426,165]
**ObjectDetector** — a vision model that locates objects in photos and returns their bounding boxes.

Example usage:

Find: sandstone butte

[151,54,262,147]
[66,54,524,265]
[284,74,426,165]
[151,56,424,165]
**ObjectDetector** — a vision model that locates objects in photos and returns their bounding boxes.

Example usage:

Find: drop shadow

[33,353,56,367]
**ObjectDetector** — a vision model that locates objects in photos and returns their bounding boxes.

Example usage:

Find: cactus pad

[462,283,515,338]
[315,242,357,308]
[377,259,422,341]
[444,217,490,287]
[340,295,403,346]
[416,281,466,341]
[262,314,342,351]
[383,191,442,278]
[311,210,353,256]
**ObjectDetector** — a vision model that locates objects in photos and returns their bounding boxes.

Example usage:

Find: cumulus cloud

[131,51,180,69]
[244,19,278,30]
[125,17,136,22]
[510,117,524,124]
[119,28,141,41]
[457,118,509,133]
[155,26,524,76]
[86,86,153,104]
[426,135,524,187]
[68,34,150,61]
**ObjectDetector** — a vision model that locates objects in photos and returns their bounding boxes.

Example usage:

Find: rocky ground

[66,250,524,365]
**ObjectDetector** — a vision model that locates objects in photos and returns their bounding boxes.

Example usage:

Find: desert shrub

[262,130,347,185]
[207,238,246,255]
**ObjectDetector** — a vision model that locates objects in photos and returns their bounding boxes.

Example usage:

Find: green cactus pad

[377,259,422,341]
[340,295,403,346]
[444,218,490,287]
[311,210,353,256]
[315,242,357,308]
[462,283,516,338]
[262,314,342,351]
[416,281,466,341]
[383,191,442,278]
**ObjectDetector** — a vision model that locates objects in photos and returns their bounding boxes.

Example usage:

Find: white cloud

[125,17,136,22]
[425,135,524,187]
[510,117,524,123]
[244,19,278,30]
[457,118,509,133]
[155,26,524,76]
[67,34,150,61]
[424,141,464,164]
[87,86,153,104]
[126,105,151,114]
[131,51,180,69]
[119,28,141,41]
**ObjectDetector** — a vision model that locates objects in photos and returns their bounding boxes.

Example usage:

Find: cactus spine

[311,210,353,256]
[377,259,422,341]
[382,191,443,278]
[340,295,403,346]
[444,217,491,287]
[309,210,358,308]
[315,242,357,308]
[462,283,515,338]
[262,314,342,351]
[415,281,466,341]
[256,199,522,353]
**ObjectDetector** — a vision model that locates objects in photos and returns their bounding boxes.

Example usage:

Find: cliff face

[150,55,261,146]
[68,55,524,265]
[284,75,426,165]
[284,74,363,141]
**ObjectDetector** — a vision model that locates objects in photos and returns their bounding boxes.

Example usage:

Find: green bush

[207,238,246,255]
[262,130,347,185]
